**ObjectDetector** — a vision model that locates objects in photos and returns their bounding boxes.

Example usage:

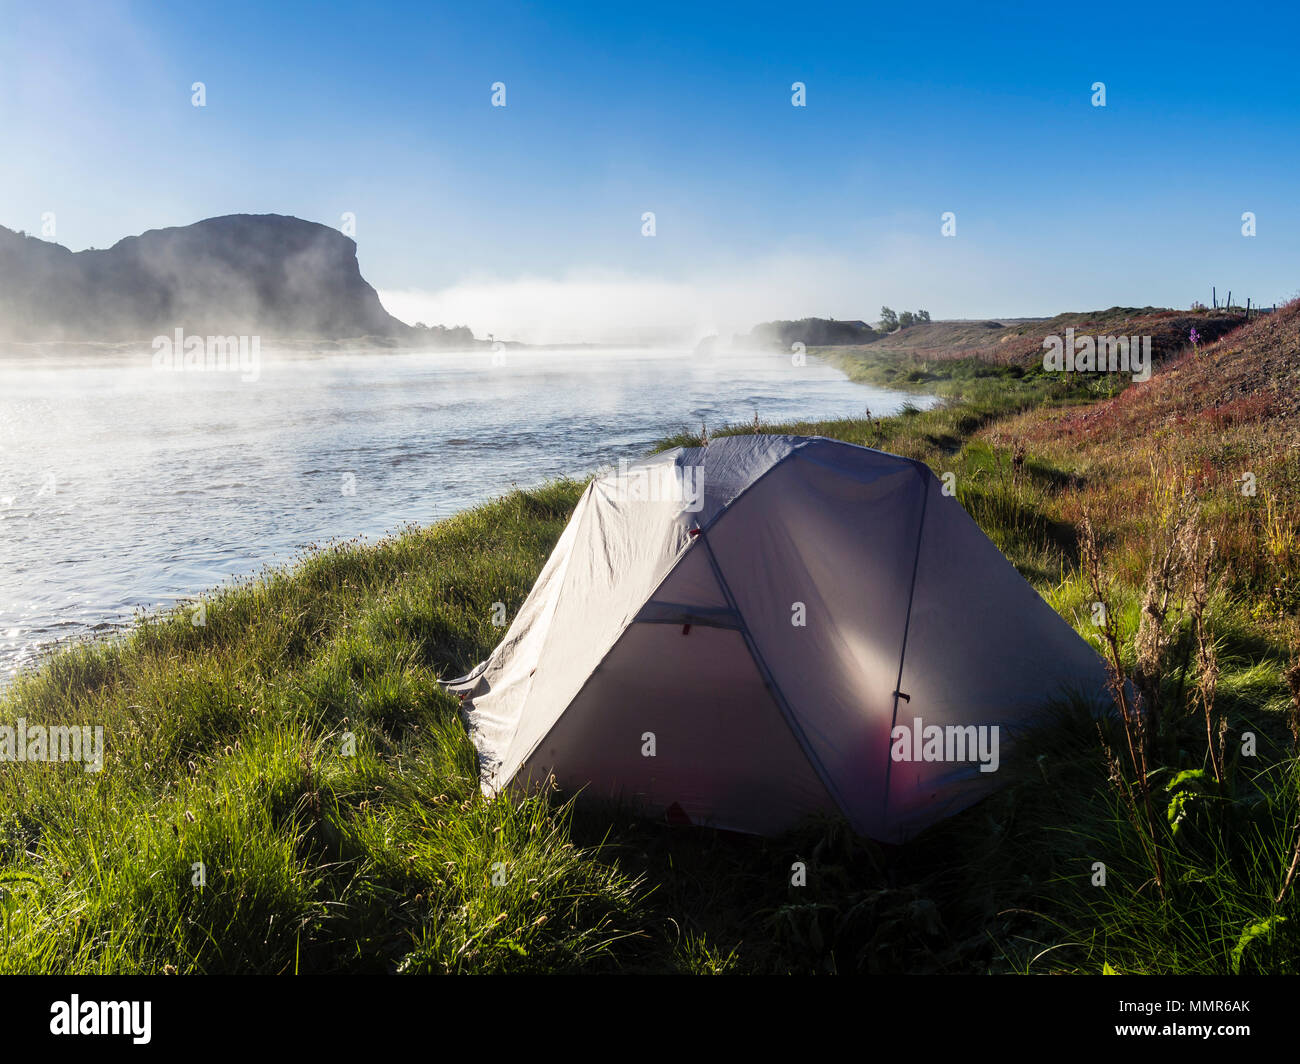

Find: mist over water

[0,345,933,678]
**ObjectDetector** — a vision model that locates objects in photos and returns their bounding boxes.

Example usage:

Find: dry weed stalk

[1132,475,1201,746]
[1276,652,1300,903]
[1187,534,1225,784]
[1080,511,1166,897]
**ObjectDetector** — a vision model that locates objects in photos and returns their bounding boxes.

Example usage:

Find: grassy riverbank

[2,306,1298,974]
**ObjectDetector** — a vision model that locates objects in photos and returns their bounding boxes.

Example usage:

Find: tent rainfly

[448,435,1109,842]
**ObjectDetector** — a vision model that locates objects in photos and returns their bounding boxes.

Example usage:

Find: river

[0,343,932,678]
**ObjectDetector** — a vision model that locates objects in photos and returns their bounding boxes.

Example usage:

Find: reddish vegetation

[999,300,1300,612]
[1040,300,1300,444]
[868,308,1246,367]
[993,309,1246,369]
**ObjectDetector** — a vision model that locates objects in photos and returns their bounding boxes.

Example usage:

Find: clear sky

[2,0,1297,342]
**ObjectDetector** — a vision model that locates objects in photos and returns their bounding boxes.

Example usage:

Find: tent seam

[696,531,856,827]
[696,438,812,537]
[506,438,817,782]
[880,465,932,825]
[504,527,707,787]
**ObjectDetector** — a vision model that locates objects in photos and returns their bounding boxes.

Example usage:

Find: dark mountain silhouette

[0,214,416,342]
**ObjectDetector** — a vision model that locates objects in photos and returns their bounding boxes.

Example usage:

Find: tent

[448,434,1108,842]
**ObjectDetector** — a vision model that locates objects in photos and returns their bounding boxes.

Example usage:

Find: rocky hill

[0,214,413,342]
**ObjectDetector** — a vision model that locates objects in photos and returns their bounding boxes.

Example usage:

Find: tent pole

[696,533,855,825]
[881,466,933,828]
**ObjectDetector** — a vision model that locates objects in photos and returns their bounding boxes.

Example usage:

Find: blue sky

[2,0,1297,340]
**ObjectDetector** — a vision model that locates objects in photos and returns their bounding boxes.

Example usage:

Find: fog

[379,241,1030,347]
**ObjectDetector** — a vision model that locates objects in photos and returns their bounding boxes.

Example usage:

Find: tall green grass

[0,481,647,973]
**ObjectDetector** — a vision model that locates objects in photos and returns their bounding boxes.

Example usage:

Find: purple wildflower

[1189,327,1200,347]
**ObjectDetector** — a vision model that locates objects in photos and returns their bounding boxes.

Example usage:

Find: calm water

[0,345,931,678]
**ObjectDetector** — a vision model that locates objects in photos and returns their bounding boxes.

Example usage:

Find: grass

[2,309,1298,973]
[0,483,648,974]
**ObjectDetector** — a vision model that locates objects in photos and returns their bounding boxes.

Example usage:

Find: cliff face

[0,214,412,342]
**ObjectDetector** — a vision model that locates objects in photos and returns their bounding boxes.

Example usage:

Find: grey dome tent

[448,434,1108,842]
